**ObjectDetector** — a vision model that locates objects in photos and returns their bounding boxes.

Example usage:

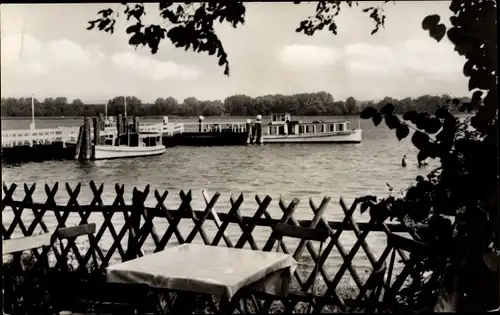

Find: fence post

[126,189,144,261]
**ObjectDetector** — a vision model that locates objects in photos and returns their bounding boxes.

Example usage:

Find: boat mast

[21,18,35,130]
[125,96,130,145]
[20,18,26,59]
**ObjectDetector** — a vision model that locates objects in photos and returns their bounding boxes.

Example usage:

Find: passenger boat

[94,131,166,160]
[93,97,166,160]
[262,113,362,143]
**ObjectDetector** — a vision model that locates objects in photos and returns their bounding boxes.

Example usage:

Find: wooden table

[3,233,52,256]
[106,243,297,313]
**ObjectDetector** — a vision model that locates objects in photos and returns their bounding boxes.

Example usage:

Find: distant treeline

[1,92,469,117]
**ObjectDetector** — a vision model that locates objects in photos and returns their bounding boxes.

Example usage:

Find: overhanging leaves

[412,131,430,150]
[372,112,383,126]
[417,150,429,162]
[422,14,440,30]
[429,24,447,42]
[380,103,395,115]
[403,110,419,123]
[360,107,377,119]
[396,124,410,140]
[385,114,401,130]
[424,118,442,134]
[88,2,246,76]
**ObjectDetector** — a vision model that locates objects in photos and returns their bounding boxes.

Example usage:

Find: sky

[1,1,469,104]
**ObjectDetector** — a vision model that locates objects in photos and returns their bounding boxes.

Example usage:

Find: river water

[1,116,437,275]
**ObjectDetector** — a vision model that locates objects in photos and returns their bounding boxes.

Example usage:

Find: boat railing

[263,121,354,136]
[139,123,163,133]
[82,120,248,135]
[181,122,248,133]
[139,131,163,138]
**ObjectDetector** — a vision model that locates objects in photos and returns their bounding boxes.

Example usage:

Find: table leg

[167,291,198,314]
[220,291,249,315]
[219,295,232,315]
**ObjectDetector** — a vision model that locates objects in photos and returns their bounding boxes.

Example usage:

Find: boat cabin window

[306,125,314,133]
[272,114,289,122]
[299,125,305,134]
[337,123,344,131]
[278,125,286,135]
[317,124,324,133]
[329,124,335,132]
[269,126,278,135]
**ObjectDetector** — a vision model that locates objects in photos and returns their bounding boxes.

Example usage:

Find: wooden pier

[1,116,253,163]
[1,127,79,148]
[2,114,361,159]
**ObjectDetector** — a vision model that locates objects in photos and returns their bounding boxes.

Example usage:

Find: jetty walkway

[1,119,249,149]
[1,116,253,162]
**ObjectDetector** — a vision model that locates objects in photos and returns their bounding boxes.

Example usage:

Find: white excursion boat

[94,131,166,160]
[93,97,166,160]
[262,113,362,143]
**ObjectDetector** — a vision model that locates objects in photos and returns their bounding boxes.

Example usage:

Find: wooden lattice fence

[2,181,414,311]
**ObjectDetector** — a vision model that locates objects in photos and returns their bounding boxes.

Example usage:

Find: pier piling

[74,126,84,160]
[116,114,122,145]
[133,117,139,133]
[255,115,263,145]
[251,124,257,144]
[93,117,99,145]
[199,116,204,132]
[125,116,130,146]
[84,117,92,160]
[98,113,105,131]
[246,119,253,145]
[92,117,99,159]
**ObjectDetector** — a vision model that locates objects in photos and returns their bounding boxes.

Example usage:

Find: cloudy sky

[1,2,468,103]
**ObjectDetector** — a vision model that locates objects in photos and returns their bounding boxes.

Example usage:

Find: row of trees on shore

[1,92,469,117]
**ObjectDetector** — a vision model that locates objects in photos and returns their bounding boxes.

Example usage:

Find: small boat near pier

[93,131,166,160]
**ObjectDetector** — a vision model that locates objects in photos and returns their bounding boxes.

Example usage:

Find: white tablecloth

[106,243,297,299]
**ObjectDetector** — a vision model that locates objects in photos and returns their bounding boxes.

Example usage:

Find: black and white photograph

[1,1,498,314]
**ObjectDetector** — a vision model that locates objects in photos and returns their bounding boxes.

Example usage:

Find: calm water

[1,116,436,273]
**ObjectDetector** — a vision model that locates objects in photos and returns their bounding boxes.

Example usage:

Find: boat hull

[263,129,362,143]
[93,145,166,160]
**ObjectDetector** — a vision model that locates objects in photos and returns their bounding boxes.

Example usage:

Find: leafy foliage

[295,1,391,36]
[87,1,397,76]
[359,0,498,311]
[87,1,247,75]
[1,94,466,118]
